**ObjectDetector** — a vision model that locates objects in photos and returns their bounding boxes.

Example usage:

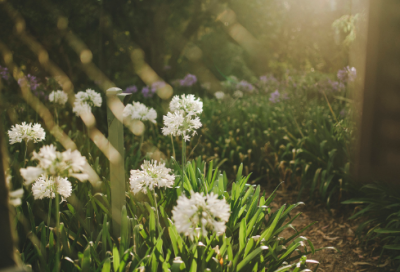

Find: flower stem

[23,140,28,167]
[55,107,59,126]
[181,139,186,188]
[86,126,91,158]
[171,135,176,159]
[47,197,53,241]
[153,190,160,235]
[55,192,60,272]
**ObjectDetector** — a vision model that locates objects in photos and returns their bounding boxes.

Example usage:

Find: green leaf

[383,244,400,250]
[82,244,92,272]
[113,245,120,272]
[260,205,285,243]
[237,247,264,272]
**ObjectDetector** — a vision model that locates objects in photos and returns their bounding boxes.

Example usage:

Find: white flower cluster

[73,89,102,115]
[214,91,225,100]
[32,175,72,201]
[130,160,175,194]
[172,192,230,239]
[162,94,202,141]
[8,122,46,145]
[49,90,68,105]
[233,90,243,98]
[9,188,24,207]
[123,102,157,124]
[20,144,88,185]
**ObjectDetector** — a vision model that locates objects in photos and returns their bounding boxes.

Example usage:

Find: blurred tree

[0,0,352,87]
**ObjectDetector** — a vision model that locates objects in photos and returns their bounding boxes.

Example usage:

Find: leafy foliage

[343,183,400,269]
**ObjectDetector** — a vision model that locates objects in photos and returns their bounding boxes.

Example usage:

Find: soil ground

[263,186,396,272]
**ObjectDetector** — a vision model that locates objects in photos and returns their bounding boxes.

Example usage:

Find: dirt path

[263,187,395,271]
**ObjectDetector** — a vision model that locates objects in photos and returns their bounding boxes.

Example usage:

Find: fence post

[106,87,130,238]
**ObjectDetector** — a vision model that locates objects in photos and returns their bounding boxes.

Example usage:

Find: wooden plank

[356,0,400,185]
[106,87,130,238]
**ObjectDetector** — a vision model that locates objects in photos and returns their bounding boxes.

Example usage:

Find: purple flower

[269,90,280,103]
[151,81,166,93]
[179,74,197,87]
[124,85,138,93]
[163,65,171,70]
[0,66,9,80]
[141,86,153,98]
[337,66,357,82]
[27,74,40,90]
[340,108,346,117]
[18,74,40,91]
[236,80,255,92]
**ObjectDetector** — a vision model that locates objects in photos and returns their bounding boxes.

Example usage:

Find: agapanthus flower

[141,86,153,98]
[162,112,202,141]
[172,192,230,239]
[124,85,138,94]
[18,74,40,91]
[49,90,68,105]
[337,66,357,82]
[214,91,225,100]
[269,90,280,103]
[201,82,211,90]
[73,89,102,115]
[318,79,345,92]
[236,80,255,93]
[8,122,46,145]
[32,175,72,201]
[123,102,157,124]
[9,188,24,207]
[169,94,203,117]
[129,160,175,194]
[20,144,88,185]
[233,90,243,98]
[163,94,203,141]
[180,74,197,87]
[151,81,166,94]
[0,66,9,80]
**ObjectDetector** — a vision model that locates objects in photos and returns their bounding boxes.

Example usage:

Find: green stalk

[181,139,186,188]
[55,191,60,272]
[47,197,53,242]
[153,190,160,235]
[86,126,91,158]
[23,140,28,167]
[170,135,176,159]
[55,107,59,127]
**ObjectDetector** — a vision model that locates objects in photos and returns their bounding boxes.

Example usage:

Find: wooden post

[355,0,400,186]
[0,133,17,269]
[106,87,130,238]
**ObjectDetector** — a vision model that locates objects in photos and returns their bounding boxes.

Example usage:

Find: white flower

[8,122,46,145]
[73,89,102,115]
[72,102,91,115]
[162,112,202,141]
[123,102,157,124]
[169,94,203,117]
[20,144,88,185]
[214,91,225,100]
[162,94,203,142]
[20,167,44,185]
[49,90,68,105]
[233,90,243,98]
[32,175,72,201]
[172,192,230,239]
[129,160,175,194]
[9,188,24,207]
